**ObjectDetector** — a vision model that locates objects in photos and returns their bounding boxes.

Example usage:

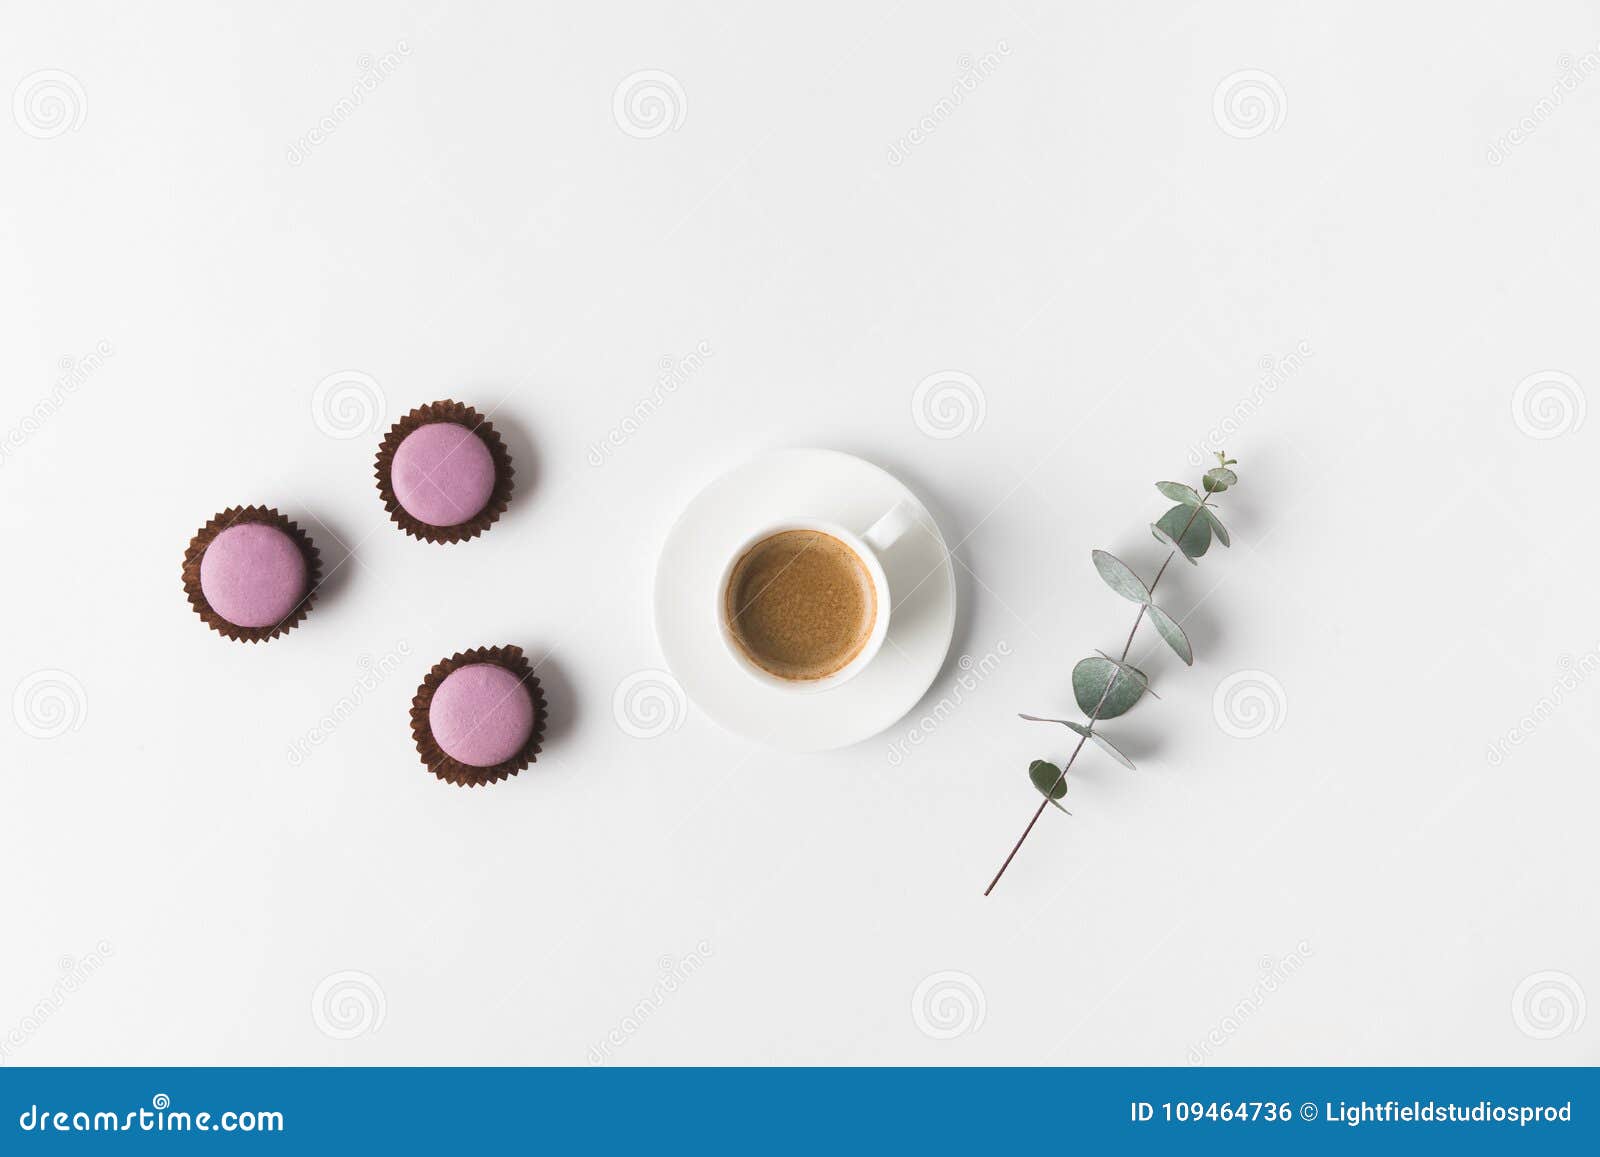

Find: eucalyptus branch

[983,452,1241,896]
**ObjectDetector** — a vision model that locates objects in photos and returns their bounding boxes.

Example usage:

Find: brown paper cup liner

[410,645,548,787]
[374,400,514,544]
[182,506,321,643]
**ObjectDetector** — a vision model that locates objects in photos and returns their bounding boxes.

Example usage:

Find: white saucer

[653,448,957,752]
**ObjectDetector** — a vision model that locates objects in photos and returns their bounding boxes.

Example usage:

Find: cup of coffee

[717,503,916,692]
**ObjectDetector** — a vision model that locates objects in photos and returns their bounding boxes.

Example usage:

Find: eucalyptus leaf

[1085,729,1136,769]
[1091,549,1151,604]
[1203,467,1238,493]
[1062,713,1139,768]
[1019,714,1093,737]
[1155,503,1211,559]
[1028,760,1071,813]
[1093,650,1159,698]
[1068,722,1137,769]
[1200,507,1230,547]
[1150,521,1198,563]
[1156,481,1202,506]
[1071,655,1148,719]
[1145,603,1193,665]
[1028,759,1066,799]
[1021,714,1137,768]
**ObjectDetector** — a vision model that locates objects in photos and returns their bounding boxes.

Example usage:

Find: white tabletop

[1,2,1594,1066]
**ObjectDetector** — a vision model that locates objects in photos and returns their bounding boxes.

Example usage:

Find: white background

[2,1,1596,1066]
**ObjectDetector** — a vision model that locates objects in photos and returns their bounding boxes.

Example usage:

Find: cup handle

[862,500,917,555]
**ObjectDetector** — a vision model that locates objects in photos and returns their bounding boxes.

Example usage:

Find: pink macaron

[183,507,319,642]
[376,401,513,543]
[411,646,547,786]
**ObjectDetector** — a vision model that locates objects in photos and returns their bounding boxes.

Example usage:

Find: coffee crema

[724,529,877,681]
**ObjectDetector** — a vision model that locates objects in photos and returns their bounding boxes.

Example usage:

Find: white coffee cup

[717,502,917,692]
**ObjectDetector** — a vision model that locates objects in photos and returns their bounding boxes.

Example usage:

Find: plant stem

[983,492,1214,896]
